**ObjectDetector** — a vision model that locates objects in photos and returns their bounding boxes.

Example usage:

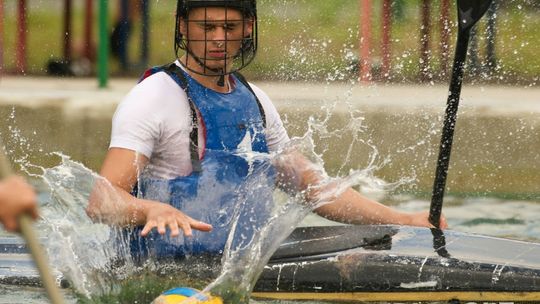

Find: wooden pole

[0,0,4,76]
[359,0,372,83]
[381,0,392,80]
[118,0,130,71]
[84,0,94,61]
[141,0,150,68]
[63,0,72,61]
[16,0,27,73]
[419,0,431,82]
[439,0,451,75]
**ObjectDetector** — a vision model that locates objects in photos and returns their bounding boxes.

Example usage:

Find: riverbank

[1,76,539,115]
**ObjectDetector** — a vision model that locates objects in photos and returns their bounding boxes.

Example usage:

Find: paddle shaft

[0,146,65,304]
[429,29,471,229]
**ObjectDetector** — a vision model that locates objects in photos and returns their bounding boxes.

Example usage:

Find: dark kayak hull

[255,225,540,301]
[2,225,540,301]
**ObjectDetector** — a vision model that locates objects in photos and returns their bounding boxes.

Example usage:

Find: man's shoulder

[245,82,275,108]
[137,68,181,91]
[116,70,189,116]
[128,70,186,101]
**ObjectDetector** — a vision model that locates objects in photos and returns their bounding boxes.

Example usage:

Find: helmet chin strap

[217,73,226,87]
[182,47,228,87]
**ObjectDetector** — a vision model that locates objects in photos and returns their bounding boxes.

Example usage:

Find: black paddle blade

[457,0,493,32]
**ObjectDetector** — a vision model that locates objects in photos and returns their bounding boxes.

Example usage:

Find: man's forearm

[313,188,412,225]
[86,179,148,227]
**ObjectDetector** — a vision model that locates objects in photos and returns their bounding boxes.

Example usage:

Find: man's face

[181,7,253,73]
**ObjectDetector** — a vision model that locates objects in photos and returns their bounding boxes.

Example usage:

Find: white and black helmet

[174,0,258,76]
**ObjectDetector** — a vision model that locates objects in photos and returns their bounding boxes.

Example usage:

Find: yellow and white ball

[153,287,223,304]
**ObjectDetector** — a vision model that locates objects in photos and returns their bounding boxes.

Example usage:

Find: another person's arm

[87,148,212,237]
[0,176,38,232]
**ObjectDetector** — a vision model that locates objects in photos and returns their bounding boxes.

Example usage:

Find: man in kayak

[89,0,446,259]
[0,176,38,232]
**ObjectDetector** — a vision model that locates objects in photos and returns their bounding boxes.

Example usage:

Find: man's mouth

[208,50,227,59]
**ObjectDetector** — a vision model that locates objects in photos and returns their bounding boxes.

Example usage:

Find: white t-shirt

[109,63,290,180]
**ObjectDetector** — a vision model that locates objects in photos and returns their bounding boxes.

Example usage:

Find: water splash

[3,131,389,303]
[31,154,136,297]
[149,136,388,304]
[1,83,399,304]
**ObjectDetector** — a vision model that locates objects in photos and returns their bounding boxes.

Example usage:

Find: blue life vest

[129,63,274,260]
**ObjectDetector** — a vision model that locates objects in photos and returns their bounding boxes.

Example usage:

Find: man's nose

[211,27,227,43]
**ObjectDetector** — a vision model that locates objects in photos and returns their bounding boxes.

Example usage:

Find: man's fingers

[2,218,17,232]
[157,220,166,235]
[140,221,156,236]
[440,217,449,229]
[28,207,39,220]
[427,216,448,230]
[168,221,180,237]
[191,220,213,232]
[140,212,212,238]
[177,220,192,237]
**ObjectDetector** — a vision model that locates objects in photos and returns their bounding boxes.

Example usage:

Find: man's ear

[179,17,187,35]
[244,17,255,36]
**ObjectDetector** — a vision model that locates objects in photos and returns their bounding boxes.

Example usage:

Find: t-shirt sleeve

[249,83,290,152]
[109,76,165,158]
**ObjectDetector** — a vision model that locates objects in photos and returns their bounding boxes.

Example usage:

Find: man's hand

[407,210,449,229]
[87,176,213,237]
[139,201,213,237]
[0,176,38,232]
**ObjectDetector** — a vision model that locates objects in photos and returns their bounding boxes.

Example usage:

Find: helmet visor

[175,1,257,76]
